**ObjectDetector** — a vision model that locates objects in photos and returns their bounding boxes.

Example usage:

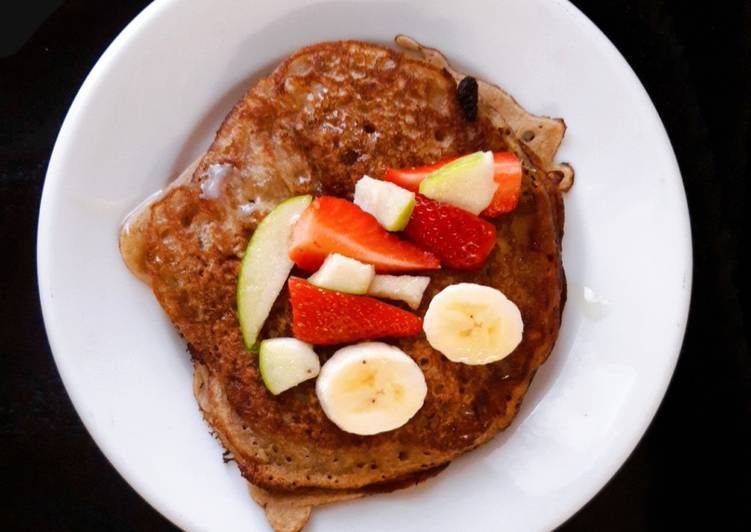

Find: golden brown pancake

[122,38,571,531]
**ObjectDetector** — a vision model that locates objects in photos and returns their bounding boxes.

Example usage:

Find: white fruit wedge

[423,283,523,365]
[307,253,375,294]
[316,342,427,435]
[353,175,416,231]
[418,151,497,215]
[367,274,430,310]
[237,195,312,348]
[259,338,320,395]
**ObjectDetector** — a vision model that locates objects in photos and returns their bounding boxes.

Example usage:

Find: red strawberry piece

[383,152,522,217]
[382,157,455,192]
[288,196,440,273]
[288,277,422,345]
[481,152,523,217]
[404,194,496,270]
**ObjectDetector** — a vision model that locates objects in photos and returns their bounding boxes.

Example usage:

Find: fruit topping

[259,338,320,395]
[288,196,440,273]
[316,342,427,435]
[288,277,422,345]
[353,175,416,231]
[482,152,523,216]
[404,194,496,270]
[383,158,454,192]
[308,253,375,294]
[237,195,312,348]
[367,275,430,310]
[418,151,497,215]
[383,152,522,216]
[423,283,523,365]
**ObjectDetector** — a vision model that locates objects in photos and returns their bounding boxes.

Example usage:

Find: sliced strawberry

[382,158,454,192]
[288,196,440,273]
[482,152,523,217]
[288,277,422,345]
[404,194,496,270]
[383,152,522,217]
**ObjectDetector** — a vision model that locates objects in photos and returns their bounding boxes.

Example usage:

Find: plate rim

[37,0,693,530]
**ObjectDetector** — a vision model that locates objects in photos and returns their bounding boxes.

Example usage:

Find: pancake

[123,38,571,531]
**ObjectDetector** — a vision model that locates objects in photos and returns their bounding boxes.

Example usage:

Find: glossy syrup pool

[118,158,200,283]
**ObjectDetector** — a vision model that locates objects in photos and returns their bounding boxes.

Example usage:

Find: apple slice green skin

[367,274,431,310]
[259,338,320,395]
[353,175,416,231]
[387,196,417,231]
[307,253,375,294]
[418,151,496,215]
[237,195,312,349]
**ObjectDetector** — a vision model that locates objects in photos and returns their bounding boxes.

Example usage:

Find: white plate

[38,0,692,530]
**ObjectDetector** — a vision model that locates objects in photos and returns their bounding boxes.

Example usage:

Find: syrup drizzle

[118,158,200,284]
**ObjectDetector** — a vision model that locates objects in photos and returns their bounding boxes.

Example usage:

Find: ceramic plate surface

[38,0,692,530]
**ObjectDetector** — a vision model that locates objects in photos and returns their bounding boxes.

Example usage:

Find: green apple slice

[353,175,416,231]
[367,274,430,309]
[307,253,375,294]
[418,151,496,214]
[259,338,320,395]
[237,195,312,349]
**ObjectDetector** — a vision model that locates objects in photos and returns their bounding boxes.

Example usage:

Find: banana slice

[308,253,375,294]
[423,283,523,365]
[316,342,427,435]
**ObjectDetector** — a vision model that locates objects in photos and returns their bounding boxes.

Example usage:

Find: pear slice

[367,275,430,309]
[259,338,320,395]
[354,175,416,231]
[307,253,375,294]
[237,195,312,348]
[418,151,496,214]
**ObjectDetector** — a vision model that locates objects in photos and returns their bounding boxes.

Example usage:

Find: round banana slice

[423,283,523,365]
[316,342,427,435]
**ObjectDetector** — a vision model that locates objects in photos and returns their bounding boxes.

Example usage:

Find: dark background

[1,0,749,530]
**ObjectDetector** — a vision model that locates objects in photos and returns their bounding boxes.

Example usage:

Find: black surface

[1,1,749,530]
